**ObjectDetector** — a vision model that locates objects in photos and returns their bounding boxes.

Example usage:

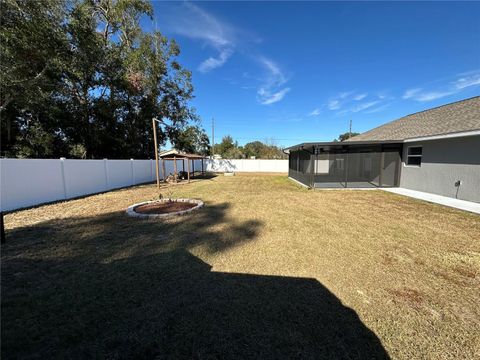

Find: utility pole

[349,119,352,138]
[211,117,215,158]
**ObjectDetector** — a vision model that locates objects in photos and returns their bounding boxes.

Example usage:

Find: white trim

[403,130,480,143]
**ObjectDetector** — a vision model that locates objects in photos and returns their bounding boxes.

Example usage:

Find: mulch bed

[134,201,197,215]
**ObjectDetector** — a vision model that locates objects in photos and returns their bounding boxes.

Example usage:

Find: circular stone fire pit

[126,199,204,218]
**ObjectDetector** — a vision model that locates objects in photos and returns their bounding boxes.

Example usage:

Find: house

[285,96,480,203]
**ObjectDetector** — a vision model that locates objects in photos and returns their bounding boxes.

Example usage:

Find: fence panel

[1,158,288,211]
[134,160,153,184]
[63,159,106,198]
[0,159,65,211]
[107,160,133,189]
[205,159,288,173]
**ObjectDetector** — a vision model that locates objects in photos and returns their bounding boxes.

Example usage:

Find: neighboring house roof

[158,149,205,159]
[346,96,480,142]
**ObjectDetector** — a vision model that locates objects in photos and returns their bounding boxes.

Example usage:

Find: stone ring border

[126,198,204,218]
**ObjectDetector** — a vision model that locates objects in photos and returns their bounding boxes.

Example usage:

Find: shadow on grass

[2,203,389,359]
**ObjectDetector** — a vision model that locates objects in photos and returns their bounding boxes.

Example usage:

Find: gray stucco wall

[400,135,480,203]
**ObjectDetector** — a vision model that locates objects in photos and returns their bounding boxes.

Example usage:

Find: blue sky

[151,1,480,147]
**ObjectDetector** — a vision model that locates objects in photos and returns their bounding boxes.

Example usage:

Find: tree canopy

[1,0,202,159]
[212,136,286,159]
[335,132,360,142]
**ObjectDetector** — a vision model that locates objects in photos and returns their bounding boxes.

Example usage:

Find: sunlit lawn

[2,174,479,359]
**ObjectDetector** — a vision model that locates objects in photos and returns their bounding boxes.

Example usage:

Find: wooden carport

[158,149,206,183]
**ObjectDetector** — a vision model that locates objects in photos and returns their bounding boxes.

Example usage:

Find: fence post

[103,158,109,190]
[131,159,135,185]
[60,157,67,199]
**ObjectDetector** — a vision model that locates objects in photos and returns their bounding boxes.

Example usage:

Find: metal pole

[152,118,160,189]
[187,158,191,183]
[173,155,177,183]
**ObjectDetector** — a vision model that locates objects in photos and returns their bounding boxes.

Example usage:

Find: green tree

[243,141,264,158]
[214,135,235,157]
[1,0,198,159]
[0,0,70,157]
[337,132,360,142]
[174,126,210,156]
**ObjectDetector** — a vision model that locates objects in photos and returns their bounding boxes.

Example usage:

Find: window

[406,146,422,166]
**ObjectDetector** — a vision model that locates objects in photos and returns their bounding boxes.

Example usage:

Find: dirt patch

[453,265,477,279]
[388,288,424,308]
[134,201,197,214]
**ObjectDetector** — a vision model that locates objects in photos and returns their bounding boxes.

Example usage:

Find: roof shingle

[346,96,480,141]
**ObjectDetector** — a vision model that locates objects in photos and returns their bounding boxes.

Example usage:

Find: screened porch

[288,142,402,189]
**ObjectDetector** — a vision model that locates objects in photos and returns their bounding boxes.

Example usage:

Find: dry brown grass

[2,174,479,359]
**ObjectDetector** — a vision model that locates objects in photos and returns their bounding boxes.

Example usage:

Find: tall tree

[0,0,69,157]
[174,125,210,156]
[0,0,198,159]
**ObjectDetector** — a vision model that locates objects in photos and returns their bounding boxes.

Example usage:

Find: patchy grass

[2,174,479,359]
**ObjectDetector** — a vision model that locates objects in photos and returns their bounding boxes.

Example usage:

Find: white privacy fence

[205,159,288,173]
[0,158,287,211]
[0,158,202,211]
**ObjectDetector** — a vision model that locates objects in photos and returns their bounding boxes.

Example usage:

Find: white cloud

[198,49,233,73]
[403,88,422,99]
[339,91,354,99]
[159,2,236,72]
[256,57,290,105]
[308,108,321,116]
[258,87,290,105]
[415,91,456,102]
[403,88,454,102]
[403,70,480,102]
[364,103,391,114]
[352,101,380,112]
[353,93,367,101]
[159,2,291,102]
[326,91,384,113]
[453,73,480,89]
[328,100,341,110]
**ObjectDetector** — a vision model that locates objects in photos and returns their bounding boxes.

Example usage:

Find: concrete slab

[382,188,480,215]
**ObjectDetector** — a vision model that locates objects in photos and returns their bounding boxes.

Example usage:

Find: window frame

[405,146,423,167]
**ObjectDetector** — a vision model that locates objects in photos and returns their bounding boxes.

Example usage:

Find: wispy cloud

[452,72,480,89]
[403,70,480,102]
[308,108,321,116]
[324,91,390,115]
[402,88,455,102]
[258,88,290,105]
[352,100,381,112]
[256,57,290,105]
[158,2,290,104]
[158,2,236,72]
[364,103,391,114]
[328,99,341,110]
[353,93,367,101]
[198,49,233,73]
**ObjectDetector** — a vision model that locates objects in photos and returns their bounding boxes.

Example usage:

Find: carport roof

[284,140,401,153]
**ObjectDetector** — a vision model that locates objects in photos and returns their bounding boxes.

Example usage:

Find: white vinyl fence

[205,159,288,173]
[0,158,202,212]
[0,158,287,211]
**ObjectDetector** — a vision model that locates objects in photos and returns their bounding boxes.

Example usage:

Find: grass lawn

[2,174,479,359]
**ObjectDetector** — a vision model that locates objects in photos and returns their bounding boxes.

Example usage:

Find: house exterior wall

[400,135,480,203]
